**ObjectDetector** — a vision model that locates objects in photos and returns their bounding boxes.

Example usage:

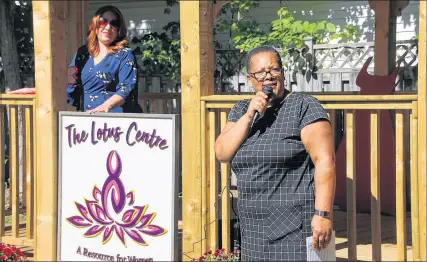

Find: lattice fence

[313,40,418,70]
[1,39,419,93]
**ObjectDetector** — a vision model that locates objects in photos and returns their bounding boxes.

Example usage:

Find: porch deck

[334,211,413,261]
[5,210,414,261]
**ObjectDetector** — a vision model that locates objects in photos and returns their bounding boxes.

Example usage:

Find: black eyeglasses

[98,16,120,31]
[248,67,283,81]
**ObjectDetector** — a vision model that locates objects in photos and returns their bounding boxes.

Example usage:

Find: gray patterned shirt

[228,92,329,261]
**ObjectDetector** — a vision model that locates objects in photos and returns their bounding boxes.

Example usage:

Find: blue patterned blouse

[66,47,138,113]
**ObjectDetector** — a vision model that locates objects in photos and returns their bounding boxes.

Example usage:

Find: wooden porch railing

[139,92,181,114]
[0,91,421,260]
[0,94,36,248]
[199,94,420,261]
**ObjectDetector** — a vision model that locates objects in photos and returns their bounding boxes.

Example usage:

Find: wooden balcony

[0,94,36,260]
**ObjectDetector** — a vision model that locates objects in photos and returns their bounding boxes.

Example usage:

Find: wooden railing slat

[200,101,208,253]
[24,106,34,240]
[207,110,218,251]
[219,110,230,251]
[9,106,19,238]
[0,106,5,238]
[346,110,357,261]
[168,99,173,114]
[410,101,420,261]
[370,111,381,261]
[396,111,407,261]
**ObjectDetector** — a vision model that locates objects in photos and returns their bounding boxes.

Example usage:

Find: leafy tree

[0,0,33,91]
[0,0,22,91]
[132,0,361,89]
[132,21,181,82]
[14,1,34,76]
[216,0,360,72]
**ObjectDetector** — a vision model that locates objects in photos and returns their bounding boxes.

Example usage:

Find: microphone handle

[247,111,259,137]
[247,87,272,136]
[250,111,259,129]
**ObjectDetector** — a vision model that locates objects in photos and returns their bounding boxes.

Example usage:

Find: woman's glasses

[98,16,119,30]
[249,67,283,81]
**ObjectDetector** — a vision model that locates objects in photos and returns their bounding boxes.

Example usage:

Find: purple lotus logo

[66,150,167,247]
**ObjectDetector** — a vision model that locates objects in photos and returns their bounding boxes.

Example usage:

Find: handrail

[0,94,36,105]
[139,92,180,99]
[201,94,418,102]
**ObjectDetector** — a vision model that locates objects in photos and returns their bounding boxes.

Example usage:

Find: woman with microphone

[215,46,336,261]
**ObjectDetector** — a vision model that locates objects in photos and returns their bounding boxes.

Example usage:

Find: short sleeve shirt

[227,92,330,261]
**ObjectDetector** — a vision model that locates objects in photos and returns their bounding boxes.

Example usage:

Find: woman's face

[247,51,285,101]
[96,11,119,46]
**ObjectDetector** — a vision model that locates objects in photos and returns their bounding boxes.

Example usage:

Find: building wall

[88,0,419,47]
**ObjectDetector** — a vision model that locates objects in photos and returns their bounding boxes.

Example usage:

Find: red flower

[0,255,6,260]
[3,247,13,257]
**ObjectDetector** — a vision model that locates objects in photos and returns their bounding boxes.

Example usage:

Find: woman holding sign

[66,5,142,114]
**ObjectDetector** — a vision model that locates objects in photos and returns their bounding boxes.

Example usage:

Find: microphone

[249,86,274,132]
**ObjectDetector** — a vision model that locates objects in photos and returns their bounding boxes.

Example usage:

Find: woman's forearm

[104,94,125,110]
[314,160,336,214]
[214,113,253,163]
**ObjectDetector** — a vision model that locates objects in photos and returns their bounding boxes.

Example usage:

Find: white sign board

[57,112,179,261]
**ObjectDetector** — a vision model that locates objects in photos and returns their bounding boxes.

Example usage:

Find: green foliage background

[132,0,360,90]
[8,0,360,88]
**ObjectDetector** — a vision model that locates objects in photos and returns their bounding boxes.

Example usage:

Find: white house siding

[87,0,419,94]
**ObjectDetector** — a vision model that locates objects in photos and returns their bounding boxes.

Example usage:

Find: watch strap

[314,209,331,219]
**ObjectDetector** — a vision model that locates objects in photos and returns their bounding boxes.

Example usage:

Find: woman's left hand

[311,215,333,250]
[87,103,111,114]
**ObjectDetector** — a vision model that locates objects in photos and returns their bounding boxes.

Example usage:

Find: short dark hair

[245,46,283,73]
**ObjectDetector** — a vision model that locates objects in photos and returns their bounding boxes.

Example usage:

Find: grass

[5,213,27,225]
[4,185,27,225]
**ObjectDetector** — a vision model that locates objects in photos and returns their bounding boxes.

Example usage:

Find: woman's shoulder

[115,46,135,57]
[73,45,90,64]
[77,44,88,53]
[232,99,250,110]
[286,91,321,105]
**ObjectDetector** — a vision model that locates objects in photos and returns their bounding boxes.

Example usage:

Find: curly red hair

[86,5,128,57]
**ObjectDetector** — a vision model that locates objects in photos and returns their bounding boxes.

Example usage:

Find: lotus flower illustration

[66,150,167,247]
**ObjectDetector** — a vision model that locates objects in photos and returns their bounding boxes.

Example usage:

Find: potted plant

[0,243,27,261]
[192,248,241,261]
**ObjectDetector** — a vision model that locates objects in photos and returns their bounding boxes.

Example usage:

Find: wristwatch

[314,209,331,219]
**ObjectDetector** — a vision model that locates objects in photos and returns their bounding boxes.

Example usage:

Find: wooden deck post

[32,1,69,260]
[180,1,215,260]
[368,1,411,260]
[417,1,427,260]
[369,0,408,76]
